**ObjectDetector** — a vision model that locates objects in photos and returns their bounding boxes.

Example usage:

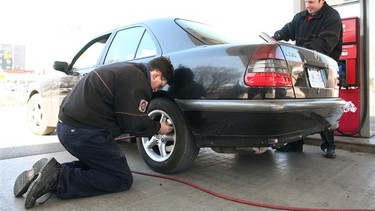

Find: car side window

[135,31,157,59]
[104,27,142,64]
[104,27,157,64]
[73,41,106,70]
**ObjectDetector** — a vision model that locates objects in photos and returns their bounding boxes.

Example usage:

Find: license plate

[307,68,325,88]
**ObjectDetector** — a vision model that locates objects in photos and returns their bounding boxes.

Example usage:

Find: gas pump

[336,17,361,137]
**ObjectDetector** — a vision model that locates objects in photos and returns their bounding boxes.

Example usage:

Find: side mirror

[53,61,69,74]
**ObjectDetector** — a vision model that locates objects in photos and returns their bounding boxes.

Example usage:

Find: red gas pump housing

[335,17,361,136]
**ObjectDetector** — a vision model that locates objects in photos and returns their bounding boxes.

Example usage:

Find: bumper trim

[175,98,346,112]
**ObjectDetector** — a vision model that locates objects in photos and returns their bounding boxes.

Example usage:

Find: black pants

[320,130,336,151]
[56,122,133,199]
[289,130,335,151]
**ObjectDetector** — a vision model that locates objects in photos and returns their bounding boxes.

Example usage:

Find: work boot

[323,148,336,159]
[276,139,304,152]
[13,158,48,197]
[25,158,60,209]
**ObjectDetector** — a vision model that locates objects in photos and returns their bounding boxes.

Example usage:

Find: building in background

[0,44,32,106]
[0,44,26,70]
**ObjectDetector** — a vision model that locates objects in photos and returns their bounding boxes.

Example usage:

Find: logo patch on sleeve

[139,99,148,112]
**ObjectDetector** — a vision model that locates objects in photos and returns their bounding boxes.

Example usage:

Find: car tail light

[245,45,292,87]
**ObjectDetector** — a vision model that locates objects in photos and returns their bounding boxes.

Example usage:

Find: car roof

[97,18,205,54]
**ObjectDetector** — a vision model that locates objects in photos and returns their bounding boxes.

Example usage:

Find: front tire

[27,94,55,135]
[137,98,199,174]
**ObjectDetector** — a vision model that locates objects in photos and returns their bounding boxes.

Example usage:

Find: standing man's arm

[273,13,300,41]
[274,22,294,41]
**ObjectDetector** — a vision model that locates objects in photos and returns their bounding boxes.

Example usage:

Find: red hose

[131,170,374,211]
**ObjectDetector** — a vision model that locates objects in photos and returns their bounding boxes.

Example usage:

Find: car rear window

[175,19,234,45]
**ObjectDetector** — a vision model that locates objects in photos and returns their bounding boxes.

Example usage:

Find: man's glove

[272,33,281,41]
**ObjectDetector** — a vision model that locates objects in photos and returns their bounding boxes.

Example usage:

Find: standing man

[14,56,174,209]
[273,0,343,158]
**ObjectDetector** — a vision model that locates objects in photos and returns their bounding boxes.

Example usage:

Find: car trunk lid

[244,43,339,99]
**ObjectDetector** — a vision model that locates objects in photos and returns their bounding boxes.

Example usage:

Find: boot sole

[13,158,48,197]
[25,158,59,209]
[324,153,336,158]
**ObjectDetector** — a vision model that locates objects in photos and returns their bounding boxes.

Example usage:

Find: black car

[27,18,345,173]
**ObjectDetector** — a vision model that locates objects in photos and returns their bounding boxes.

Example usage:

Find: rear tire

[137,98,199,174]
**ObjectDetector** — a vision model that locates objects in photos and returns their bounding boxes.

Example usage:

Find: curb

[304,135,375,154]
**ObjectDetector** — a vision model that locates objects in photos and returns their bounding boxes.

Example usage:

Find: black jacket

[59,62,160,137]
[274,2,343,62]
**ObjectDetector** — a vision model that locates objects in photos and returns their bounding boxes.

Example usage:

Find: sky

[0,0,296,70]
[1,0,298,70]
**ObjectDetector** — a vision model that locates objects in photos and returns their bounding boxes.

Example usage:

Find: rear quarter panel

[167,44,256,99]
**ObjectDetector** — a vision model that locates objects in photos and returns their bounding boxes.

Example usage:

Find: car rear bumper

[175,98,346,147]
[176,98,346,113]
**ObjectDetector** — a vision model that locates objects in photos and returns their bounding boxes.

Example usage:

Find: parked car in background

[27,18,345,173]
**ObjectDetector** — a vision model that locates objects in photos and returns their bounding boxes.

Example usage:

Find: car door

[51,26,159,122]
[50,35,110,121]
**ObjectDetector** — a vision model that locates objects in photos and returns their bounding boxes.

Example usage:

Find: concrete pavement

[1,140,375,211]
[1,105,374,210]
